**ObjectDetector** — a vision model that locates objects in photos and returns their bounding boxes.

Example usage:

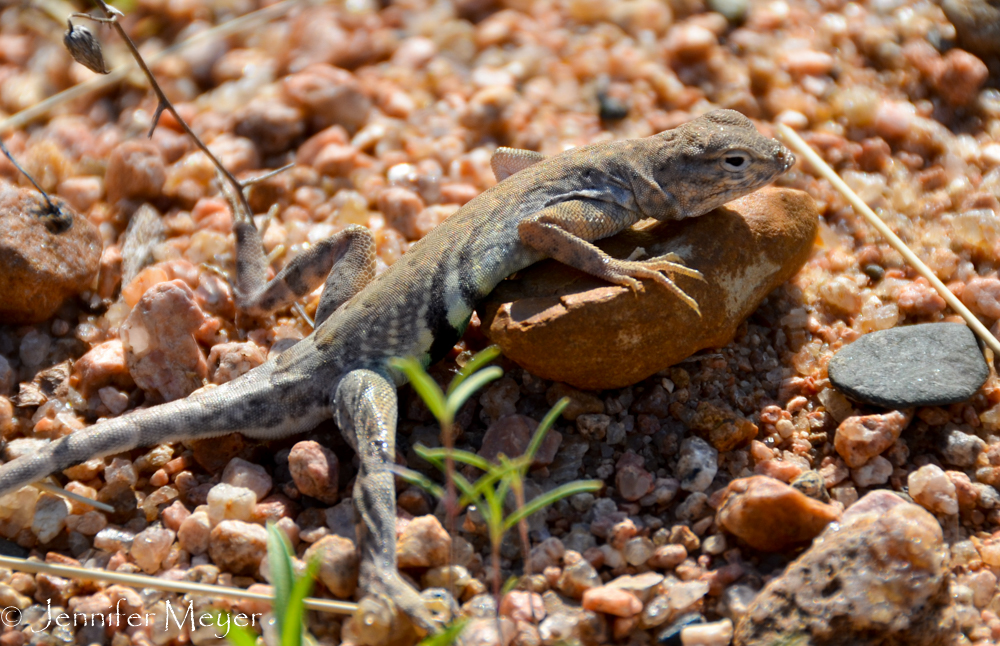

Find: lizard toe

[363,572,443,637]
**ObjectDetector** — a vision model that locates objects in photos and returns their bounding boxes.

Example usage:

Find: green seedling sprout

[391,347,602,608]
[227,523,318,646]
[391,346,504,590]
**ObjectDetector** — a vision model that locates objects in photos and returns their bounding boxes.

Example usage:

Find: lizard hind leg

[231,204,376,321]
[334,369,441,639]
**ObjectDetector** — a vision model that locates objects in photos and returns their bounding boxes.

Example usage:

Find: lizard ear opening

[721,151,749,172]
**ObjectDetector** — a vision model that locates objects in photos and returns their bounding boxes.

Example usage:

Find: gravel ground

[0,0,999,645]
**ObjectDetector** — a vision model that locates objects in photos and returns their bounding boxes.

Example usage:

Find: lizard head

[645,109,795,219]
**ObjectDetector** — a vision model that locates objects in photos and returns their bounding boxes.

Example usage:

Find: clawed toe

[363,573,442,638]
[606,258,703,315]
[643,259,704,281]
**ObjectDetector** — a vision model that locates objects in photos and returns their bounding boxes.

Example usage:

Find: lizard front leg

[334,369,439,640]
[233,212,375,323]
[519,200,705,315]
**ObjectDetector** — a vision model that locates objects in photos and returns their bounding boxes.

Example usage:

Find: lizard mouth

[777,147,797,172]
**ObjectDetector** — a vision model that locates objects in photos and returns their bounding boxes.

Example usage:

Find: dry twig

[0,0,303,136]
[71,0,253,220]
[777,124,1000,356]
[0,554,357,614]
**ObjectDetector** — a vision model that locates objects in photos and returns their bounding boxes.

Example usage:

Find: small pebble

[397,515,451,568]
[617,451,655,501]
[31,493,70,544]
[834,410,912,468]
[105,140,166,205]
[717,476,841,551]
[130,525,175,573]
[178,510,211,555]
[668,580,710,614]
[649,544,688,570]
[581,586,643,618]
[303,535,358,598]
[288,440,339,504]
[939,428,986,467]
[676,437,719,493]
[908,464,959,516]
[207,483,257,525]
[221,457,272,500]
[558,551,600,598]
[121,279,212,402]
[680,618,733,646]
[208,520,268,576]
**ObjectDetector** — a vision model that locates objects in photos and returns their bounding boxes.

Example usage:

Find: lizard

[0,109,793,636]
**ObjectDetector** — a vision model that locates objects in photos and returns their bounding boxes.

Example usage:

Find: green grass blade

[417,618,468,646]
[449,470,480,505]
[265,522,294,635]
[501,576,520,597]
[390,465,446,500]
[503,480,603,531]
[415,445,495,472]
[390,357,449,423]
[281,558,318,646]
[446,345,502,396]
[224,617,259,646]
[446,366,503,417]
[524,397,568,465]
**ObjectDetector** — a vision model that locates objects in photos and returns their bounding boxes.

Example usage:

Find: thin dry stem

[242,163,296,189]
[0,137,56,212]
[0,554,357,615]
[442,419,458,601]
[511,482,531,578]
[777,124,1000,356]
[0,0,303,136]
[34,481,114,514]
[77,0,253,222]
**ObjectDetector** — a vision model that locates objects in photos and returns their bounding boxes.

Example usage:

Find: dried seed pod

[64,19,109,75]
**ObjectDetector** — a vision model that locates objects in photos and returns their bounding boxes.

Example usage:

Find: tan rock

[72,340,135,397]
[478,187,818,389]
[717,475,841,552]
[0,184,101,324]
[208,520,267,576]
[121,279,212,402]
[105,140,166,206]
[834,410,912,468]
[303,535,358,599]
[396,515,450,568]
[734,491,951,646]
[288,440,339,504]
[581,586,643,618]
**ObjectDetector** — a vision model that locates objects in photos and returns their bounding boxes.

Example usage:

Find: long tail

[0,360,329,498]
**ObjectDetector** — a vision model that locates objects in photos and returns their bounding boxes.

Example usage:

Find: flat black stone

[828,323,989,408]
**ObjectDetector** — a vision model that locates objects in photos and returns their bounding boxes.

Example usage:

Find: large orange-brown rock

[0,183,101,324]
[734,491,951,646]
[477,187,818,390]
[716,475,841,552]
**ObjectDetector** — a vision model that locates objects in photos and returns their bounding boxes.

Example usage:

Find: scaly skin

[0,110,793,637]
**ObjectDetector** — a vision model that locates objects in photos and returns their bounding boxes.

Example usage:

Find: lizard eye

[721,151,749,172]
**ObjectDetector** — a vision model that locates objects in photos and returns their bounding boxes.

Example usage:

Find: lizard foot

[359,570,442,641]
[603,257,703,316]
